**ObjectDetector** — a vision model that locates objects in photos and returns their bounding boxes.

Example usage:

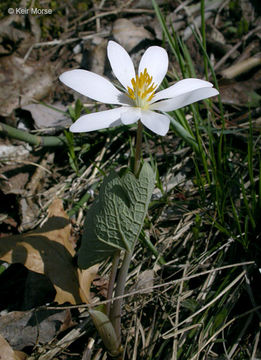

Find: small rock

[90,39,107,75]
[112,18,153,52]
[0,144,31,160]
[73,43,82,54]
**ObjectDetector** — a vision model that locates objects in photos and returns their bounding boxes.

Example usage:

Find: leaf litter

[0,198,99,305]
[0,0,260,359]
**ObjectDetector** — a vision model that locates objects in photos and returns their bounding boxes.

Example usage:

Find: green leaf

[68,105,75,121]
[89,308,121,356]
[78,162,155,269]
[75,98,83,120]
[168,114,199,152]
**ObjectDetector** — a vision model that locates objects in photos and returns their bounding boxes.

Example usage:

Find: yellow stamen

[127,68,156,109]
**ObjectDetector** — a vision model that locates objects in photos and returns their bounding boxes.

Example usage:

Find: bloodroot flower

[60,41,219,136]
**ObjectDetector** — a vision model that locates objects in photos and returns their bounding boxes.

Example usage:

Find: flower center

[127,68,156,109]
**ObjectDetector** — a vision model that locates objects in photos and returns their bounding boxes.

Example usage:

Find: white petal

[150,87,219,112]
[152,78,214,103]
[141,110,170,136]
[107,41,135,90]
[60,69,130,105]
[70,107,127,132]
[121,107,141,125]
[138,46,168,90]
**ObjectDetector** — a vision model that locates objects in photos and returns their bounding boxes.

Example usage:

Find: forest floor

[0,0,261,359]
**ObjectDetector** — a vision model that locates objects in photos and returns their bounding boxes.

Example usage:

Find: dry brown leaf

[47,198,75,256]
[0,309,70,350]
[219,78,261,107]
[22,103,71,131]
[0,334,27,360]
[135,270,154,294]
[0,198,100,305]
[78,264,100,303]
[92,276,109,298]
[0,199,81,304]
[0,55,53,117]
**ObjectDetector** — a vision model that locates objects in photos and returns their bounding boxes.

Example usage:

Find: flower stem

[110,250,132,341]
[106,250,120,317]
[134,120,143,176]
[110,120,144,342]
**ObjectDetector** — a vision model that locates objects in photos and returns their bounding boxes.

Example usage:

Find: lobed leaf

[78,162,155,269]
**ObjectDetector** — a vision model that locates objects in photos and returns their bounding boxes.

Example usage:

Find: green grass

[126,1,261,359]
[45,1,260,357]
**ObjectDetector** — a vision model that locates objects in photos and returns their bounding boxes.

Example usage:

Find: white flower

[60,41,219,136]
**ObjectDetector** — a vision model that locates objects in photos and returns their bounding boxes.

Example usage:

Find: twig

[172,245,194,359]
[164,270,247,339]
[82,338,95,360]
[244,267,261,322]
[4,159,52,174]
[45,261,255,311]
[251,331,260,360]
[78,8,154,27]
[183,0,223,41]
[23,31,109,63]
[214,26,261,72]
[26,155,54,194]
[227,313,253,358]
[190,307,257,360]
[38,318,90,360]
[221,56,261,79]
